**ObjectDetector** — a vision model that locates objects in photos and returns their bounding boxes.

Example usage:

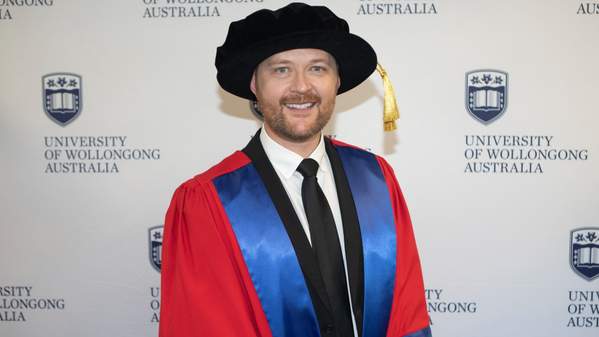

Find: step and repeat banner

[1,1,598,336]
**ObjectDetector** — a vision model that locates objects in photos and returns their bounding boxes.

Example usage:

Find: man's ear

[250,71,257,96]
[336,75,341,91]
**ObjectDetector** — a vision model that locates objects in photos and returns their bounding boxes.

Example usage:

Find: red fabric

[159,144,429,337]
[159,151,273,337]
[376,156,430,337]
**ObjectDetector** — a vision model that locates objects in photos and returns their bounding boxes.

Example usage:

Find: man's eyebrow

[264,59,293,66]
[309,58,335,65]
[263,58,336,66]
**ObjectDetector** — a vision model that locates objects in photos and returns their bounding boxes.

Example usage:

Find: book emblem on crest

[465,70,508,124]
[42,73,82,126]
[570,228,599,281]
[149,226,164,273]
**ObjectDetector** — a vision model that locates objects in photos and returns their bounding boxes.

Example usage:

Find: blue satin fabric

[214,146,396,337]
[214,164,320,337]
[404,327,432,337]
[336,147,397,337]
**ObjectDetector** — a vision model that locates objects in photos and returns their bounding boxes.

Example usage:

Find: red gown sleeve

[159,179,272,337]
[376,157,431,337]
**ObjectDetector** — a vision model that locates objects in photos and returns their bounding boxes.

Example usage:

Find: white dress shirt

[260,127,359,336]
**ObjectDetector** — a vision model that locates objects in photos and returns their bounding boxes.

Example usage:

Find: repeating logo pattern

[149,226,164,272]
[570,228,599,281]
[465,70,508,124]
[42,73,82,126]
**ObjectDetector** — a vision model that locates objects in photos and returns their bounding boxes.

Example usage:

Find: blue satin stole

[214,146,396,337]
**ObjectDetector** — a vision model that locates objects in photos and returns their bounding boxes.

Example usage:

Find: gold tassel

[376,63,400,132]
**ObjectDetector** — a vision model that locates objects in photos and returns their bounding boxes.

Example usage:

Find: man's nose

[291,71,311,92]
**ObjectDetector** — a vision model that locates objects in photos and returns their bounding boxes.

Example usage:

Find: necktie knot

[297,158,319,178]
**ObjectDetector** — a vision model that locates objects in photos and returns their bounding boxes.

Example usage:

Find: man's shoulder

[329,137,383,161]
[178,150,251,191]
[329,137,363,151]
[329,137,395,173]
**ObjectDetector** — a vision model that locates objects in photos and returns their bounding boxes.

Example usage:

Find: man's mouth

[284,102,317,109]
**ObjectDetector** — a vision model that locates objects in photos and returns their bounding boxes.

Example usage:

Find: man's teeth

[285,102,315,109]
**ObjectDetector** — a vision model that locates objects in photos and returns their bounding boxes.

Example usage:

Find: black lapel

[325,138,365,337]
[242,129,334,323]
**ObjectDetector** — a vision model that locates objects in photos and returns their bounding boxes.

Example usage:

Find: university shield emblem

[149,226,164,272]
[465,70,508,124]
[570,228,599,281]
[42,73,82,126]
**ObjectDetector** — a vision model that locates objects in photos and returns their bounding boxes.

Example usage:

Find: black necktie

[297,158,354,337]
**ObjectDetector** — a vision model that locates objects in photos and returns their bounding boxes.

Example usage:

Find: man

[159,3,431,337]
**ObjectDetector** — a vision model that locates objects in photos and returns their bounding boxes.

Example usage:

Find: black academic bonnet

[215,2,378,100]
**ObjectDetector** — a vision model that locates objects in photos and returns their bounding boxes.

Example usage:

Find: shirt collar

[260,126,328,179]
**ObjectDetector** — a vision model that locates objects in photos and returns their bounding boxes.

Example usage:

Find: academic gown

[159,131,431,337]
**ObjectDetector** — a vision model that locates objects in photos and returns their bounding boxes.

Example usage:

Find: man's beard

[259,92,334,142]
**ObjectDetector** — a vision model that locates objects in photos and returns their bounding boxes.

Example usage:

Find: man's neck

[263,125,321,158]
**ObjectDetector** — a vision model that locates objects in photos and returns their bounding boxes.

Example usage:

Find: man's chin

[278,127,321,143]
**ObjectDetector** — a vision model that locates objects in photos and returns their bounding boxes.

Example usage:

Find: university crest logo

[465,70,508,124]
[149,226,164,272]
[570,227,599,281]
[42,73,82,126]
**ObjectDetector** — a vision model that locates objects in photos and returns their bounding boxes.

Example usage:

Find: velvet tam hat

[215,2,378,101]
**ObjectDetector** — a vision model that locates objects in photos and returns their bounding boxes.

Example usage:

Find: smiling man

[252,48,339,156]
[159,3,431,337]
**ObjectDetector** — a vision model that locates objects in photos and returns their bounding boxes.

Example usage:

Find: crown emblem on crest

[570,228,599,281]
[42,73,82,126]
[465,70,508,124]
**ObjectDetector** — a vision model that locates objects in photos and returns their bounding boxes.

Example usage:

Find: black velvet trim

[325,137,365,337]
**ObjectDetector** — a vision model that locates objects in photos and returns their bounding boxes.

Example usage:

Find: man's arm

[159,180,271,337]
[377,157,432,337]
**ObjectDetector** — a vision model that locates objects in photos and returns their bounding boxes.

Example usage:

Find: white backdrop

[1,1,598,336]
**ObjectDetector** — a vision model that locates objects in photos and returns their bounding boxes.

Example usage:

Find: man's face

[250,48,340,143]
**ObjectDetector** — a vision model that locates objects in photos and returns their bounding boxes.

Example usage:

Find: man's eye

[311,65,326,72]
[274,67,289,74]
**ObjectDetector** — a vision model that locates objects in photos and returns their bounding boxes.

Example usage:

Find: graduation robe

[159,133,431,337]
